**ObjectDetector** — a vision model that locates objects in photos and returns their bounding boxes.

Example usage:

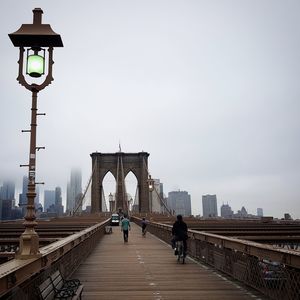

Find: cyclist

[171,214,188,257]
[141,217,148,236]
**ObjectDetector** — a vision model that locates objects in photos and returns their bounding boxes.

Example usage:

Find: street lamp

[9,8,63,259]
[147,175,154,213]
[147,175,154,192]
[109,192,115,212]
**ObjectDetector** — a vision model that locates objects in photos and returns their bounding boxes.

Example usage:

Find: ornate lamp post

[147,175,154,192]
[109,192,115,212]
[147,175,154,212]
[9,8,63,259]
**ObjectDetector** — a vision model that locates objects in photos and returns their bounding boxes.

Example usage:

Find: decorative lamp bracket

[17,46,54,92]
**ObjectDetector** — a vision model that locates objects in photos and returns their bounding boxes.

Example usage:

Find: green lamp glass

[148,175,154,192]
[26,49,45,77]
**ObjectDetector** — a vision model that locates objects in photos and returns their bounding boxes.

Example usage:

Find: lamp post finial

[33,8,43,25]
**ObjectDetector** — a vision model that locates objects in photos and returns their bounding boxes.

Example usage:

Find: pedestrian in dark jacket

[171,214,188,256]
[141,217,148,236]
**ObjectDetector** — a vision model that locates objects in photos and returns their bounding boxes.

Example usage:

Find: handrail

[131,216,300,269]
[0,218,110,298]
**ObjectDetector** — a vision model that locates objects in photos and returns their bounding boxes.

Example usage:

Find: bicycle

[175,240,185,264]
[142,227,147,237]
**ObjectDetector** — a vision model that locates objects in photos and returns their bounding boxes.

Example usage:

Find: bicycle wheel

[180,242,185,264]
[176,242,180,262]
[177,242,184,264]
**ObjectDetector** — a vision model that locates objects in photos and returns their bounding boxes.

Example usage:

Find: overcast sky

[1,0,299,218]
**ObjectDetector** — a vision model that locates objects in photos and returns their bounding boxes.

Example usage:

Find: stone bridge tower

[90,152,150,213]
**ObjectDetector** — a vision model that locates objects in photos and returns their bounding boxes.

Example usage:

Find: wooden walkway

[72,223,262,300]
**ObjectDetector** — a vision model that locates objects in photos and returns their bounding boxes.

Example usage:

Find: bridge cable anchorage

[72,155,98,215]
[142,158,173,215]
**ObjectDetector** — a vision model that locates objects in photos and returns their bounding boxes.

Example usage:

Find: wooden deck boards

[72,223,260,299]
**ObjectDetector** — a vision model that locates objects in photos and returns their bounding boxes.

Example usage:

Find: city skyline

[0,177,289,220]
[0,1,299,219]
[0,176,299,220]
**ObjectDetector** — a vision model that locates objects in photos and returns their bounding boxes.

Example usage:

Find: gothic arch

[90,152,150,213]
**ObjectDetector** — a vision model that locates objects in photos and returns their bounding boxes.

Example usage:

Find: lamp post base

[15,230,41,259]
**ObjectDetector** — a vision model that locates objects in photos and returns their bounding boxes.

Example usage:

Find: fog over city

[0,1,299,218]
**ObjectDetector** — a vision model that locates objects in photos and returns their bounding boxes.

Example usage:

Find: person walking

[121,214,131,243]
[141,217,148,236]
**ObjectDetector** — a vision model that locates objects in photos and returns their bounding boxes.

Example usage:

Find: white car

[110,214,120,226]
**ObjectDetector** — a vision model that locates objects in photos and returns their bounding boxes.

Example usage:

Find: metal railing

[0,218,110,299]
[132,217,300,300]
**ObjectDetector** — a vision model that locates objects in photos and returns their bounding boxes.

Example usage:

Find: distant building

[35,186,40,209]
[36,203,43,217]
[257,208,263,217]
[167,190,191,216]
[151,179,164,213]
[66,169,82,214]
[44,187,64,216]
[10,206,23,220]
[284,213,292,220]
[202,194,218,218]
[19,176,28,211]
[221,203,233,218]
[236,206,248,218]
[0,181,15,200]
[0,181,15,220]
[0,180,27,220]
[1,199,12,220]
[55,187,64,216]
[44,190,55,212]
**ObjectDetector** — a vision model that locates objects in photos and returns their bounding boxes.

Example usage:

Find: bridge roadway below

[72,223,262,300]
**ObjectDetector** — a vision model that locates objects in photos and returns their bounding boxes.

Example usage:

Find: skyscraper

[151,179,163,213]
[44,190,55,212]
[19,176,28,210]
[257,208,263,217]
[167,190,191,216]
[202,194,218,218]
[0,181,15,220]
[221,203,233,218]
[55,187,64,216]
[0,181,15,200]
[66,169,82,214]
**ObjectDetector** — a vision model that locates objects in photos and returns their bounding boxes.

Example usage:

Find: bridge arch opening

[125,171,138,212]
[102,171,116,212]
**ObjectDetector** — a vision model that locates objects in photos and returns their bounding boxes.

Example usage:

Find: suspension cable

[142,158,173,215]
[72,156,97,215]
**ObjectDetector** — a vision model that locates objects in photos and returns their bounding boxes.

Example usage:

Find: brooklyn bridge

[0,152,299,300]
[2,5,300,300]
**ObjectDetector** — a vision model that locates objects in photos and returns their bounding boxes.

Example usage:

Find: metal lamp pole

[148,175,154,213]
[9,8,63,259]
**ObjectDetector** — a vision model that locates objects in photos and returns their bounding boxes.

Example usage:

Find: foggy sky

[1,0,300,218]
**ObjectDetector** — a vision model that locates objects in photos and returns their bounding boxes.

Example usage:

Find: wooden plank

[72,223,261,299]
